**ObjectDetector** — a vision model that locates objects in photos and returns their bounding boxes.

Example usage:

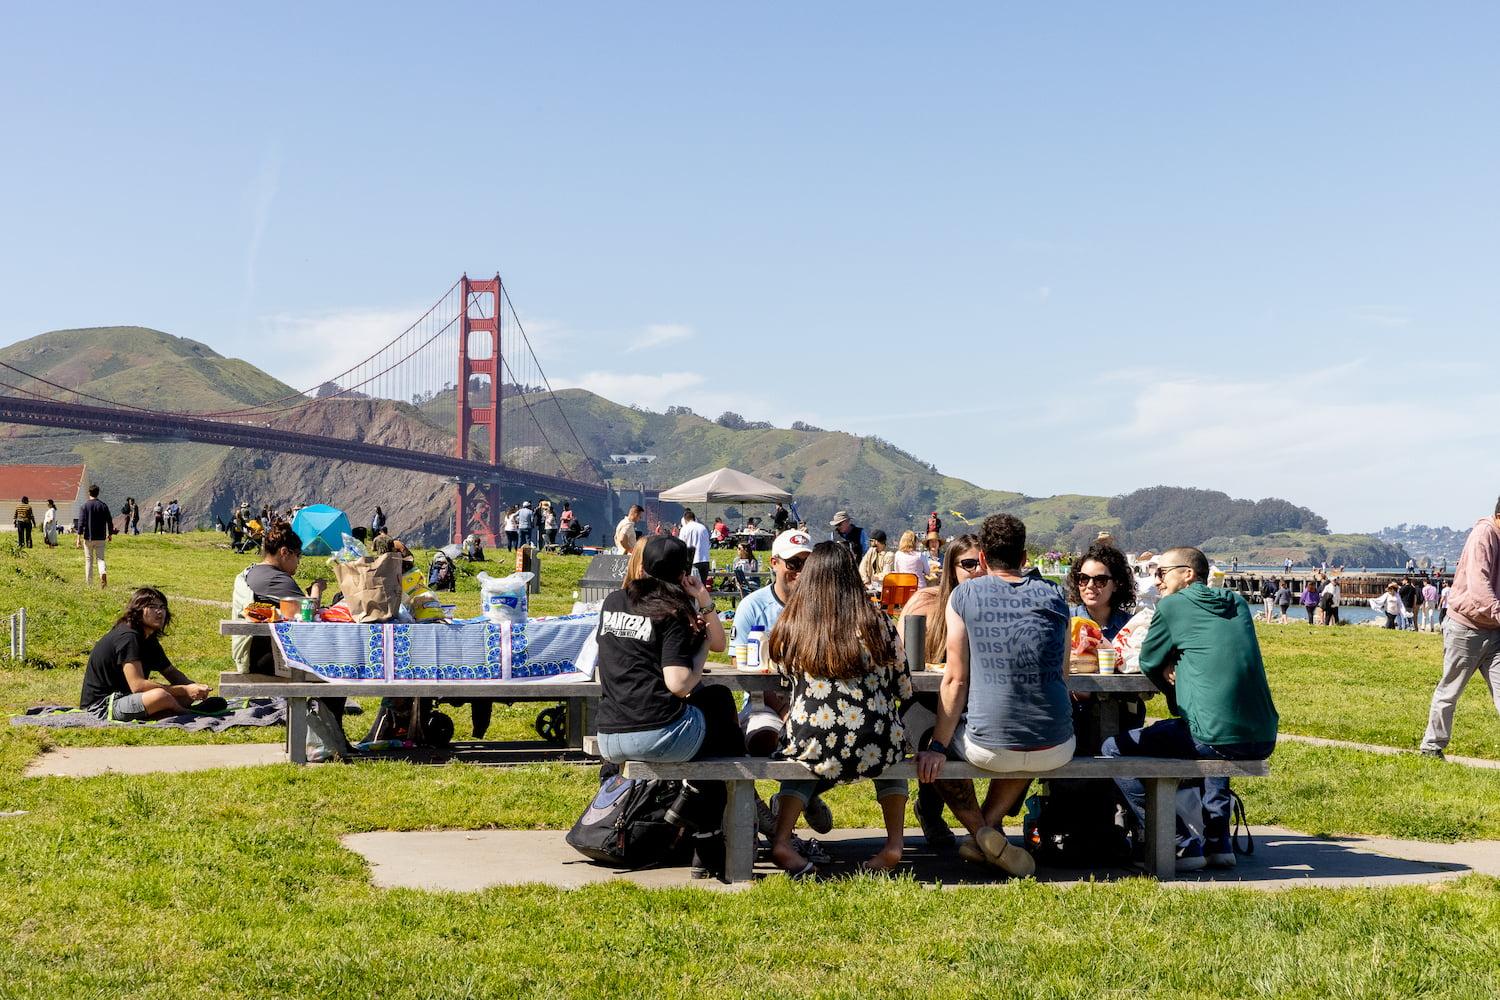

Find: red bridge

[0,275,624,544]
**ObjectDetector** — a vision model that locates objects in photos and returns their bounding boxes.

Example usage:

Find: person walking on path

[42,499,58,547]
[1300,581,1318,624]
[79,484,114,588]
[1275,580,1293,624]
[1419,497,1500,760]
[1421,579,1440,632]
[12,496,35,548]
[515,501,535,550]
[129,498,140,535]
[677,509,711,585]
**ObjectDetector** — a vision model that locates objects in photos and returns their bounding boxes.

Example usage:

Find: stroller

[233,518,264,554]
[559,519,592,555]
[428,551,457,593]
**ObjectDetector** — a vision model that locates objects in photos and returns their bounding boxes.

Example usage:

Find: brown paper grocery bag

[331,553,404,623]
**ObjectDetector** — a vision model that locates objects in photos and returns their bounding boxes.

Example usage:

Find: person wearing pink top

[1419,497,1500,759]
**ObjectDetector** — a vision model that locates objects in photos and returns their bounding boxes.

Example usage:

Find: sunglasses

[1153,564,1191,580]
[1077,573,1113,588]
[957,558,982,571]
[782,556,808,572]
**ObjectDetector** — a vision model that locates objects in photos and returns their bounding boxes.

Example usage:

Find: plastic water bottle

[746,626,766,669]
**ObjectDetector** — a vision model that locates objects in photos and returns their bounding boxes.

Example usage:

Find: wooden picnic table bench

[218,671,603,763]
[620,755,1271,883]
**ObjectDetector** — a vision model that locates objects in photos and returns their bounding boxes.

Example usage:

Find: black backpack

[1023,779,1132,867]
[566,771,693,868]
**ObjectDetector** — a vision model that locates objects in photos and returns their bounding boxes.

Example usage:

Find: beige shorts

[954,725,1075,773]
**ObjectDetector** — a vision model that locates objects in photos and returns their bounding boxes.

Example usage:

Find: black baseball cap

[641,535,691,583]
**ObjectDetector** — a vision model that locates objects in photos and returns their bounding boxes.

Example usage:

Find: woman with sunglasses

[1066,543,1138,641]
[81,587,224,721]
[897,533,982,846]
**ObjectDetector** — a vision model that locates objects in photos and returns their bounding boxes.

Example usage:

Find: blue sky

[2,3,1497,532]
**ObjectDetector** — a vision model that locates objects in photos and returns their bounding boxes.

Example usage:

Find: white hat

[522,501,531,508]
[772,529,814,561]
[829,510,850,526]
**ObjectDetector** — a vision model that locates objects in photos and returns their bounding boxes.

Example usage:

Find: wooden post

[287,698,309,764]
[723,780,758,882]
[1143,777,1179,880]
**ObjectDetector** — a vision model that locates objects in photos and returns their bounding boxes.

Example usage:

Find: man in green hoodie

[1102,546,1278,870]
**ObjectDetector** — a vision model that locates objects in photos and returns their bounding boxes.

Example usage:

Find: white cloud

[626,323,695,352]
[1098,362,1500,531]
[239,145,281,330]
[253,305,426,390]
[1350,305,1411,327]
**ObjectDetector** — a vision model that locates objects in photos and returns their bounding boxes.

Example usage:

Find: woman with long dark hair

[765,542,914,876]
[594,536,743,875]
[80,587,224,720]
[1066,542,1137,641]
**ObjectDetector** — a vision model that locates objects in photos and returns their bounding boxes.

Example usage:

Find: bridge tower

[454,274,503,546]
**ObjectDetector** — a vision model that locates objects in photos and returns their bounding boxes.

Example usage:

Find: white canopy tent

[658,467,791,504]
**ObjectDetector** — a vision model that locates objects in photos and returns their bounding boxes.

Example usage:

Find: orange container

[279,598,302,621]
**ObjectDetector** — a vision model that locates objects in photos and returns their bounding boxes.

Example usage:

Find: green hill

[0,326,1401,556]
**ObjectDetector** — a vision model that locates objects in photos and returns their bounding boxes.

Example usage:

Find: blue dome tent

[291,504,352,557]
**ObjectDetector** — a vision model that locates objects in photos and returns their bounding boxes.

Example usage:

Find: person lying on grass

[764,541,914,877]
[80,587,226,721]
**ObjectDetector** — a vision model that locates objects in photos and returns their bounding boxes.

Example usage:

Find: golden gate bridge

[0,275,623,544]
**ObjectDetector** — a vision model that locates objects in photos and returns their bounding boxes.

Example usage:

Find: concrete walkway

[25,743,286,777]
[1278,732,1500,770]
[341,825,1500,894]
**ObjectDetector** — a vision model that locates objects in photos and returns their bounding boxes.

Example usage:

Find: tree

[715,411,748,430]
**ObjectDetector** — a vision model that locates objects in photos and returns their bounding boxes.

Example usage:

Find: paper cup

[1097,646,1118,674]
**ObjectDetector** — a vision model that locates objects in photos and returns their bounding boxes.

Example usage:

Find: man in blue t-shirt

[915,514,1074,878]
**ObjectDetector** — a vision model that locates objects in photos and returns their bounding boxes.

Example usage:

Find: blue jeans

[1101,717,1275,847]
[598,705,706,764]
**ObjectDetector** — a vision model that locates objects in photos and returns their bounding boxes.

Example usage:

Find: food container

[279,598,302,621]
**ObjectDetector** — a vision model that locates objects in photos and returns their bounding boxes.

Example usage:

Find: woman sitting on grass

[80,587,225,721]
[765,542,914,877]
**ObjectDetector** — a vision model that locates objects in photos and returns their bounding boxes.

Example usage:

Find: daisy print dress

[775,619,915,783]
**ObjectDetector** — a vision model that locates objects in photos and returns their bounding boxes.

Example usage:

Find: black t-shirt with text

[80,624,173,708]
[593,589,704,734]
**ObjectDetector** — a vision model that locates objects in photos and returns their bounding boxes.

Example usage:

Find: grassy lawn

[1257,623,1500,759]
[2,534,1499,997]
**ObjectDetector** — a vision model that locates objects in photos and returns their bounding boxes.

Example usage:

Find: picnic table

[219,618,599,762]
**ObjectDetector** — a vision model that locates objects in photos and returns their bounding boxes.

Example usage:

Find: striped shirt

[12,503,33,525]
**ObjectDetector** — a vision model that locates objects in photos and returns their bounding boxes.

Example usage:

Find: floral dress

[775,618,915,782]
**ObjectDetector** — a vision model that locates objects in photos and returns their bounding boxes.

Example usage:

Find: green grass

[1256,622,1500,759]
[3,535,1500,997]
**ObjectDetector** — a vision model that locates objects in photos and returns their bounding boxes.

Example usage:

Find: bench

[620,756,1270,883]
[219,672,602,764]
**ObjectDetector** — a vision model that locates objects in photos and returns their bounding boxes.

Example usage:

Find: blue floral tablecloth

[270,615,596,682]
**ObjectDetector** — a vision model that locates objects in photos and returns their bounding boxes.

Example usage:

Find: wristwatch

[926,739,947,755]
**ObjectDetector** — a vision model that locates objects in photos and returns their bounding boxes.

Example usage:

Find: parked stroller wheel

[534,706,567,744]
[424,710,455,747]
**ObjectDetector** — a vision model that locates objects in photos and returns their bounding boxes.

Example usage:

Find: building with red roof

[0,465,88,532]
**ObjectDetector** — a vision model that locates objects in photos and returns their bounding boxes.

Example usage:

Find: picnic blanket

[11,699,287,732]
[270,614,597,683]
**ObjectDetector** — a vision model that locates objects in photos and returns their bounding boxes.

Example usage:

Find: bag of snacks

[1069,616,1103,674]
